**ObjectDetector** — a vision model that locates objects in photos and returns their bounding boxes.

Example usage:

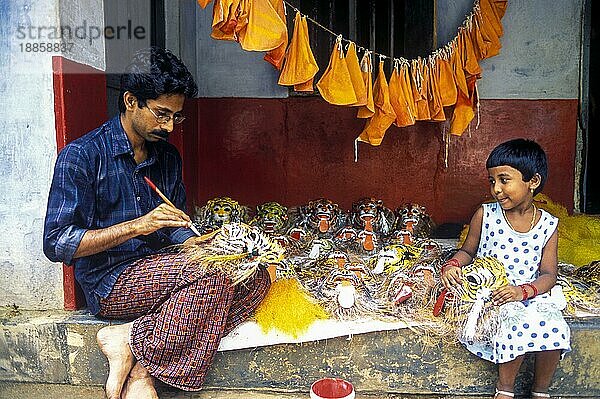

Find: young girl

[441,139,570,399]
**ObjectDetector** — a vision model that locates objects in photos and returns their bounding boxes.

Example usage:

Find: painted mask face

[394,203,435,239]
[193,197,248,234]
[253,202,289,234]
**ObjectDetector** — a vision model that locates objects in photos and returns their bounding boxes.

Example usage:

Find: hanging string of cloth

[196,0,508,163]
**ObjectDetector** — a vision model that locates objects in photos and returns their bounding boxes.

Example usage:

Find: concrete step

[1,308,599,398]
[0,382,526,399]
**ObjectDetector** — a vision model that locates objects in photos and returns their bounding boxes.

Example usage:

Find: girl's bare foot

[122,362,159,399]
[96,322,135,399]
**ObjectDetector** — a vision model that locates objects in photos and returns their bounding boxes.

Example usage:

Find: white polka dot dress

[460,202,571,364]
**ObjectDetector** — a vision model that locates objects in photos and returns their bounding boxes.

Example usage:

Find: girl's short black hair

[118,46,198,113]
[486,138,548,195]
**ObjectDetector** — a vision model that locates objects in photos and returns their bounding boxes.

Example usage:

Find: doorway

[583,0,599,213]
[103,0,164,117]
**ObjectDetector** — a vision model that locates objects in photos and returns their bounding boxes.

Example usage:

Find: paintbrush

[143,176,203,237]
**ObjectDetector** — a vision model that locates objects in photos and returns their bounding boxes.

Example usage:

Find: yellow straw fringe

[254,278,329,338]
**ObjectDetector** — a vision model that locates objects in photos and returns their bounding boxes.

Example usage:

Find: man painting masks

[44,47,271,398]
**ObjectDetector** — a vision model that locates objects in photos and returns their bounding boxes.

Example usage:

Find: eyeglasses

[146,106,186,125]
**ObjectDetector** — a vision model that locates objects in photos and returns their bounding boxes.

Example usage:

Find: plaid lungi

[99,252,271,391]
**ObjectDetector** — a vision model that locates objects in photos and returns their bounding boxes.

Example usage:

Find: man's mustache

[152,130,170,140]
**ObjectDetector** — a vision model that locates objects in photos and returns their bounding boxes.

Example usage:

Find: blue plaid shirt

[43,116,196,314]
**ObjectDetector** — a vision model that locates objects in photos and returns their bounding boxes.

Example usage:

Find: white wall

[437,0,583,99]
[0,0,105,310]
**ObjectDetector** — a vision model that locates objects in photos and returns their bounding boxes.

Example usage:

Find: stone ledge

[0,382,504,399]
[0,309,598,397]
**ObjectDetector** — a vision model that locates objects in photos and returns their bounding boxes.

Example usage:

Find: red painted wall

[185,98,577,224]
[50,56,577,310]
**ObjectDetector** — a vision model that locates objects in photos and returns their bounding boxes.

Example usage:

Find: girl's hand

[441,266,462,290]
[492,285,522,306]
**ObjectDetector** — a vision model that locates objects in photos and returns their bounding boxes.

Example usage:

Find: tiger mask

[193,197,250,234]
[289,198,347,237]
[451,257,509,344]
[394,203,435,239]
[349,197,395,251]
[251,201,290,235]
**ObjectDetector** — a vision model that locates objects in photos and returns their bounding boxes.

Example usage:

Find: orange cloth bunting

[357,60,397,146]
[278,12,319,92]
[316,37,358,106]
[345,42,368,106]
[238,0,287,52]
[196,0,509,142]
[356,51,375,118]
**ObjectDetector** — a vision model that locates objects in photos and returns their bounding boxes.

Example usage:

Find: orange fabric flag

[263,0,288,69]
[278,12,319,92]
[411,58,431,121]
[437,55,457,107]
[450,76,478,135]
[459,28,482,78]
[448,37,476,135]
[399,62,418,121]
[238,0,287,52]
[470,14,488,61]
[357,60,397,146]
[235,0,250,35]
[346,42,367,106]
[211,0,241,41]
[475,6,503,59]
[428,59,446,121]
[198,0,213,8]
[479,0,508,38]
[316,37,358,106]
[388,61,415,127]
[451,41,469,97]
[357,51,375,118]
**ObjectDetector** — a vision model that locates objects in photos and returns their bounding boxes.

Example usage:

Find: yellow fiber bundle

[534,193,569,219]
[254,278,329,338]
[535,194,600,267]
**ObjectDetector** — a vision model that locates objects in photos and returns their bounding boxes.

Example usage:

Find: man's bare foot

[96,322,135,399]
[122,362,159,399]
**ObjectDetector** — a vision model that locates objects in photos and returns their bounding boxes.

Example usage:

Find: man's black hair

[118,46,198,113]
[486,138,548,195]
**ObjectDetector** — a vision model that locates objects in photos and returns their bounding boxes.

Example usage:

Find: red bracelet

[441,258,461,273]
[523,283,538,298]
[519,284,529,301]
